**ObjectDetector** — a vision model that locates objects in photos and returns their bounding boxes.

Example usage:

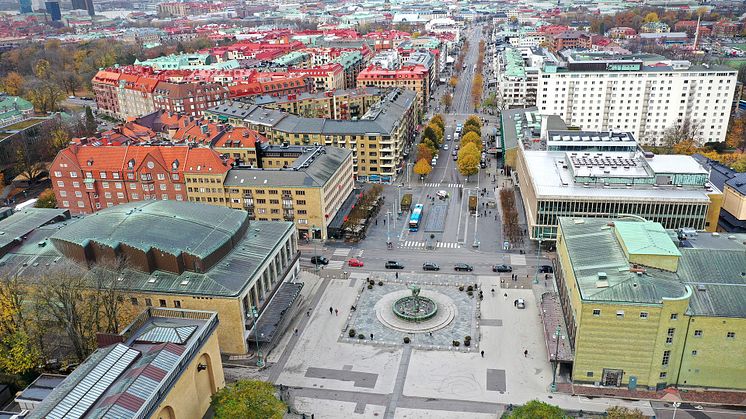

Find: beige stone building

[186,145,354,240]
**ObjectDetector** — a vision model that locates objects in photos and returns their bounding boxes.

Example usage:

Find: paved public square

[269,271,655,418]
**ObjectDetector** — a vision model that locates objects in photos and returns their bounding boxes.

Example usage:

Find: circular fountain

[392,284,438,322]
[374,283,456,333]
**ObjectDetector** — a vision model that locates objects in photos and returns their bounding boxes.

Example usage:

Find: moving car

[515,298,526,309]
[539,265,554,273]
[348,258,364,267]
[422,262,440,271]
[436,190,448,199]
[454,263,473,272]
[310,256,329,265]
[492,264,512,272]
[385,261,405,269]
[443,144,449,150]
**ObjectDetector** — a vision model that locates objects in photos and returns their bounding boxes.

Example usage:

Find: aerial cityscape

[0,0,745,418]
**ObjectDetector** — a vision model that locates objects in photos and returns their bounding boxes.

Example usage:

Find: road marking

[333,248,351,257]
[327,260,345,269]
[436,242,460,248]
[510,254,526,265]
[424,183,463,188]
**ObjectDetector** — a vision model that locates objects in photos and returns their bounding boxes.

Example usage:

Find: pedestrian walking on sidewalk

[370,333,374,340]
[335,309,338,316]
[306,309,311,317]
[294,328,298,335]
[329,307,333,315]
[481,350,484,358]
[524,349,528,357]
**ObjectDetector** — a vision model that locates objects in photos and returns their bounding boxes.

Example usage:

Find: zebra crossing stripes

[333,248,350,257]
[398,241,460,249]
[327,260,345,269]
[424,183,463,188]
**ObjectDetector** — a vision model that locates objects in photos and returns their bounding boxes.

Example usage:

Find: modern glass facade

[533,199,709,239]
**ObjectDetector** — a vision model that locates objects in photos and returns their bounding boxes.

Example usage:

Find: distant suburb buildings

[206,88,419,183]
[556,218,746,391]
[0,202,300,355]
[494,49,737,145]
[502,108,722,241]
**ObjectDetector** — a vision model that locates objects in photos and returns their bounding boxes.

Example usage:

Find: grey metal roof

[0,208,69,256]
[209,89,416,137]
[225,146,351,188]
[50,201,247,261]
[559,217,687,304]
[561,217,746,317]
[136,324,197,344]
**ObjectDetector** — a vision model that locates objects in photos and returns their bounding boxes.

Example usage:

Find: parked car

[515,298,526,309]
[539,265,554,273]
[492,264,512,272]
[454,263,473,272]
[422,262,440,271]
[310,256,329,265]
[348,258,364,267]
[385,261,405,269]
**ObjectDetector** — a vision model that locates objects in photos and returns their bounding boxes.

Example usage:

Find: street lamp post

[386,211,391,247]
[533,237,541,284]
[550,325,561,392]
[397,185,402,217]
[251,305,263,367]
[407,162,413,190]
[312,224,318,272]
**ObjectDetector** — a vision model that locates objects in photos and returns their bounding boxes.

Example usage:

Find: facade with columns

[1,200,300,355]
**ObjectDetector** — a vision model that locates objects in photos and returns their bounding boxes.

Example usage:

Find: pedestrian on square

[524,349,528,357]
[504,293,507,300]
[335,309,338,316]
[329,307,333,314]
[376,219,378,226]
[294,328,298,335]
[306,309,311,317]
[395,272,399,279]
[481,350,484,358]
[370,333,374,340]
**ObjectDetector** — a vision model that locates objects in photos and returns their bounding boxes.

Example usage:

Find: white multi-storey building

[495,47,550,109]
[537,51,737,145]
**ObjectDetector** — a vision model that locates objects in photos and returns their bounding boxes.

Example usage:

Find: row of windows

[131,297,181,308]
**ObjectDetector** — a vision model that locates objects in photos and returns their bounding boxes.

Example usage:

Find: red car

[348,258,364,267]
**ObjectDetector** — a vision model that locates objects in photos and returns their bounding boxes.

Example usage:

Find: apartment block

[254,87,384,120]
[555,218,746,390]
[357,64,429,109]
[206,88,419,183]
[188,145,355,239]
[537,51,738,145]
[50,144,231,214]
[153,82,229,118]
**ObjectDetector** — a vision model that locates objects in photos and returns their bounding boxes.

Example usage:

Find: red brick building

[552,31,592,50]
[152,82,229,117]
[50,145,230,214]
[92,70,121,118]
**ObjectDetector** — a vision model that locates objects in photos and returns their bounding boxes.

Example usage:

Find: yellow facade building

[28,307,225,419]
[184,145,355,240]
[556,217,746,390]
[0,203,301,356]
[205,88,419,183]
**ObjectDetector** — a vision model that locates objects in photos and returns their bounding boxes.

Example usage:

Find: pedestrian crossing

[399,241,461,249]
[327,260,345,269]
[423,183,463,188]
[333,248,351,257]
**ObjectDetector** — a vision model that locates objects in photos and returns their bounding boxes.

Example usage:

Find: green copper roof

[614,221,682,257]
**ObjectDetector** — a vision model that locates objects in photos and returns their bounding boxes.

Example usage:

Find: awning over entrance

[248,282,303,343]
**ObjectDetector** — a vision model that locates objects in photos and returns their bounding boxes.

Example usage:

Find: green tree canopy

[505,400,566,419]
[465,115,482,129]
[211,380,286,419]
[606,406,646,419]
[423,125,440,146]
